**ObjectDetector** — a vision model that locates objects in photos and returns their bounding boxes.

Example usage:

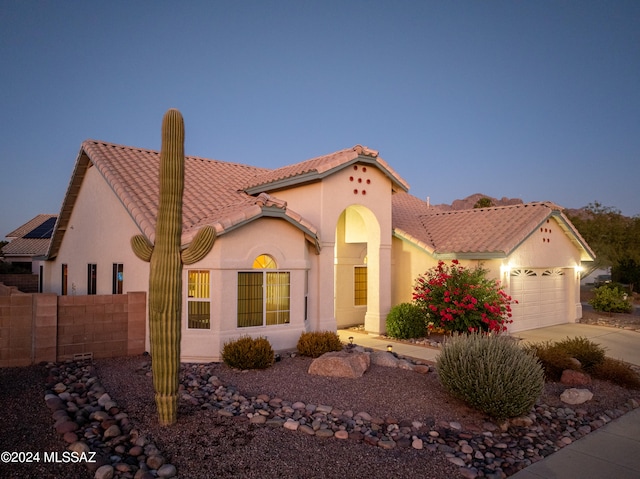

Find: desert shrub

[413,260,515,334]
[386,302,427,339]
[297,331,343,358]
[592,357,640,389]
[437,333,544,419]
[522,341,576,381]
[554,336,606,372]
[589,285,633,313]
[222,336,274,370]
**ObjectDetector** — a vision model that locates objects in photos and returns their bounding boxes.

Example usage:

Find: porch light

[387,345,393,353]
[500,263,512,277]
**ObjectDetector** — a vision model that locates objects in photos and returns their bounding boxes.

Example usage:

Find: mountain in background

[429,193,525,211]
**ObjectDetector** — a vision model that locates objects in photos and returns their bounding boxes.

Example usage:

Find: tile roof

[392,192,595,261]
[244,145,409,194]
[47,141,321,259]
[2,214,57,257]
[4,214,57,239]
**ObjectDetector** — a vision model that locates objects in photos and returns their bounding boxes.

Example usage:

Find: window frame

[354,265,367,307]
[112,263,124,294]
[187,270,211,330]
[61,264,68,296]
[237,255,291,328]
[87,263,97,295]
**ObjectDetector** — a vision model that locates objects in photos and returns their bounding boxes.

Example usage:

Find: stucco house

[41,140,595,361]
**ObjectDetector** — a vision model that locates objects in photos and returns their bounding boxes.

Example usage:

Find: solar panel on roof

[24,217,56,239]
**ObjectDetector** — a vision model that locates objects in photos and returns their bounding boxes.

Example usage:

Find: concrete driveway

[514,323,640,366]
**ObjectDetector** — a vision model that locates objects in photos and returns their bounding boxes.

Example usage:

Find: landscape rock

[308,350,370,378]
[561,369,592,386]
[560,388,594,405]
[370,351,399,368]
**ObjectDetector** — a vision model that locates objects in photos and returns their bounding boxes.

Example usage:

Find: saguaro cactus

[131,109,216,425]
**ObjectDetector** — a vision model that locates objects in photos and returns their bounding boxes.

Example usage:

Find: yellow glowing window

[238,255,290,327]
[354,266,367,306]
[188,270,210,329]
[253,254,277,269]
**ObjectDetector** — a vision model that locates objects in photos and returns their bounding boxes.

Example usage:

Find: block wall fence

[0,283,146,367]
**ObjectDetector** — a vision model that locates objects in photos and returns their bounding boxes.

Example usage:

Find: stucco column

[316,240,337,332]
[365,242,391,335]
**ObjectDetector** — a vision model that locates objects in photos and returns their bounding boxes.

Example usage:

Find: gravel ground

[0,365,92,479]
[95,356,463,479]
[2,307,639,479]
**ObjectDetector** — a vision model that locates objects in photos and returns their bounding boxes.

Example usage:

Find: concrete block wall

[0,291,146,367]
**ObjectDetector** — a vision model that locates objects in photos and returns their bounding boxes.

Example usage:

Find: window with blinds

[238,255,290,327]
[187,270,210,329]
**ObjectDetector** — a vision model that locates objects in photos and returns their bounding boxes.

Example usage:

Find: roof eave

[195,205,321,254]
[245,155,409,195]
[45,147,91,260]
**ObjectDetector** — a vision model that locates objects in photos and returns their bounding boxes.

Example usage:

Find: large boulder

[308,350,370,378]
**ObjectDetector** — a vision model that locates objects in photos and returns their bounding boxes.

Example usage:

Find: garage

[509,268,567,332]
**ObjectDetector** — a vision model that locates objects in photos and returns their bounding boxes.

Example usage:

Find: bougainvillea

[412,260,515,334]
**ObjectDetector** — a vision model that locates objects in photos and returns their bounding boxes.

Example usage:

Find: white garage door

[509,268,567,332]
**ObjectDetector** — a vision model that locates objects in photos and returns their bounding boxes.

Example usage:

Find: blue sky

[1,1,639,238]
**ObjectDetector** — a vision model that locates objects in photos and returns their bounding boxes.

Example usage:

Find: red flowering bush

[412,260,515,334]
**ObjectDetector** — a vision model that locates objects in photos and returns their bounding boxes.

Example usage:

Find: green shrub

[554,336,606,372]
[437,333,544,419]
[589,285,633,313]
[297,331,343,358]
[523,341,576,381]
[386,302,427,339]
[222,336,274,370]
[592,357,640,389]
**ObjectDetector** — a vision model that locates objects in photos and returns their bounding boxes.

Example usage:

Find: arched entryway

[334,205,390,333]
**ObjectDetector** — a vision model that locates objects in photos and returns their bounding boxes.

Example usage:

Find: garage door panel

[509,268,566,332]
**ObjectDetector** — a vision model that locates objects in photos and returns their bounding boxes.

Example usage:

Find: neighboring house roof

[392,192,596,261]
[2,214,57,257]
[244,144,409,194]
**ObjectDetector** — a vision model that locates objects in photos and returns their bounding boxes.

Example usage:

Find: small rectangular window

[354,266,367,306]
[187,270,210,329]
[112,263,124,294]
[87,264,97,295]
[61,264,68,295]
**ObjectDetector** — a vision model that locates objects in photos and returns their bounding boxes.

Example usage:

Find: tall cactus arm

[181,226,216,265]
[131,235,154,262]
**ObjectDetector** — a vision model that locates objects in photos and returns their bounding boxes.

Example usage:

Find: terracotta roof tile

[48,141,320,256]
[2,214,57,257]
[393,192,594,259]
[1,237,52,256]
[4,214,57,239]
[244,145,409,193]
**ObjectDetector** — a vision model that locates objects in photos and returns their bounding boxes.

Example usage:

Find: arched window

[253,254,277,269]
[238,254,290,327]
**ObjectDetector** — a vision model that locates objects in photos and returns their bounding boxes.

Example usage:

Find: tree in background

[566,201,640,292]
[474,197,494,208]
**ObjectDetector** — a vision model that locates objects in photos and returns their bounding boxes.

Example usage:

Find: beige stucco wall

[181,217,312,362]
[391,215,583,334]
[44,166,149,296]
[273,162,395,334]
